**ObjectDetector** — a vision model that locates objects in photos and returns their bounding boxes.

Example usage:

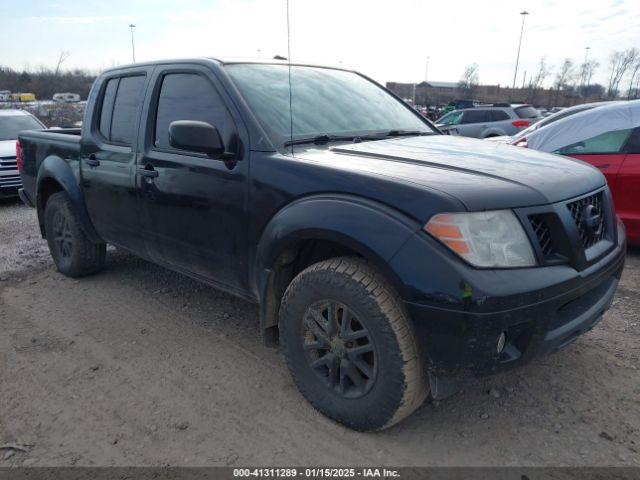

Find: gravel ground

[0,197,639,466]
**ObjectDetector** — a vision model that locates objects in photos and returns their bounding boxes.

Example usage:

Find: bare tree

[458,63,479,96]
[606,48,638,98]
[527,57,551,103]
[578,59,599,96]
[54,51,71,76]
[627,57,640,99]
[553,58,574,104]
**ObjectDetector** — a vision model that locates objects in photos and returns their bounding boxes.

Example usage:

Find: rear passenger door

[81,68,153,253]
[459,110,491,138]
[489,110,513,136]
[136,65,249,292]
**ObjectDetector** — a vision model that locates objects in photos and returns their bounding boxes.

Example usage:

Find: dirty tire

[44,191,106,278]
[279,256,428,431]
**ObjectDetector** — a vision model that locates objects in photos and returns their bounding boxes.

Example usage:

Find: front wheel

[279,257,428,431]
[44,191,106,278]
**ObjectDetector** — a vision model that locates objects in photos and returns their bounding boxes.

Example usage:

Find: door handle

[138,166,159,178]
[595,164,610,170]
[85,154,100,167]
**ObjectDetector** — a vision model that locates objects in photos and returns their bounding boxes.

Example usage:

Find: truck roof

[101,57,353,74]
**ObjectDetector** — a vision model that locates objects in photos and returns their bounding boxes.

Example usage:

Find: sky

[0,0,639,88]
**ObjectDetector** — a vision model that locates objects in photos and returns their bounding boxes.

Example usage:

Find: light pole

[580,46,590,95]
[512,10,529,89]
[424,56,430,83]
[129,24,136,63]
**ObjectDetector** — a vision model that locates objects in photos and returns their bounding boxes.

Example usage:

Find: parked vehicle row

[0,91,82,103]
[17,58,625,431]
[435,104,542,138]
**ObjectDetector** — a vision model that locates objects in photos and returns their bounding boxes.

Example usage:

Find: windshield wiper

[383,130,432,137]
[359,130,433,140]
[283,134,358,147]
[283,130,432,147]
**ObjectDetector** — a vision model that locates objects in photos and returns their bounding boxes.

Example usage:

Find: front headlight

[424,210,536,268]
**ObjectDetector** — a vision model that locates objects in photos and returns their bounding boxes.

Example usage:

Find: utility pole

[129,24,136,63]
[580,46,590,95]
[512,10,529,89]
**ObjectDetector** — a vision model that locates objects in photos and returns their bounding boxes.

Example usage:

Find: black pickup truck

[18,58,626,431]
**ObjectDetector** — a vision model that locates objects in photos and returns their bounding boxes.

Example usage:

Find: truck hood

[300,135,605,210]
[0,140,16,157]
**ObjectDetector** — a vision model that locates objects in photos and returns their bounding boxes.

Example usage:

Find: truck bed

[18,128,83,207]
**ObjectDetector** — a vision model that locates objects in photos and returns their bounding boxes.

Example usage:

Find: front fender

[253,194,422,343]
[256,195,419,283]
[36,155,101,242]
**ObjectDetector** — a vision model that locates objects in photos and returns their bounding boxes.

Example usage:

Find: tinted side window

[555,128,633,155]
[623,127,640,154]
[462,110,490,124]
[155,73,228,149]
[110,76,145,145]
[98,78,119,139]
[491,110,510,121]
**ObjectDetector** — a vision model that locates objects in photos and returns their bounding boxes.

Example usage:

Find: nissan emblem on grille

[581,204,603,237]
[567,192,607,249]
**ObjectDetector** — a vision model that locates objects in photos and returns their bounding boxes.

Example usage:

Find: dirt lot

[1,198,639,467]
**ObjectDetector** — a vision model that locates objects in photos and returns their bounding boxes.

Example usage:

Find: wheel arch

[36,155,101,242]
[253,194,419,346]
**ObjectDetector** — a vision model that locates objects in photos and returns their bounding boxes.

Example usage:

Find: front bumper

[390,224,626,383]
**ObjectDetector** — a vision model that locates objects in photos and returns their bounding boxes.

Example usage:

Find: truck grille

[0,155,17,172]
[0,155,21,189]
[567,192,606,249]
[529,215,555,256]
[0,174,21,188]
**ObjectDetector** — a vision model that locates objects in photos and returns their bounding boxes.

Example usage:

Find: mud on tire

[44,191,106,278]
[279,256,428,431]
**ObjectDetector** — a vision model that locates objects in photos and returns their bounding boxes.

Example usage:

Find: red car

[513,101,640,245]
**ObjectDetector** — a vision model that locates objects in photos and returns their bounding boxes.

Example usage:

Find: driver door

[135,66,249,292]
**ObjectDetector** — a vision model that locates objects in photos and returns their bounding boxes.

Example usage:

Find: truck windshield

[225,64,435,149]
[0,115,44,141]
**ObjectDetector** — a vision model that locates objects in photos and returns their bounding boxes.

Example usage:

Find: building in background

[386,80,603,108]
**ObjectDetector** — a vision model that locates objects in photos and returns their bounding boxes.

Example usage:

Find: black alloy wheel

[302,300,376,399]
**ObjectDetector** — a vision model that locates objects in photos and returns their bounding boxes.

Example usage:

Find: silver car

[435,104,541,138]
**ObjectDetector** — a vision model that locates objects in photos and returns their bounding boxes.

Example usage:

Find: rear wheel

[44,192,106,277]
[279,257,428,431]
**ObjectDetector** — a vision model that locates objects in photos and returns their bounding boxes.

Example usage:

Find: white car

[0,110,45,198]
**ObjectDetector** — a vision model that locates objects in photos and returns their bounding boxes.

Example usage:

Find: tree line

[0,65,96,101]
[459,48,640,104]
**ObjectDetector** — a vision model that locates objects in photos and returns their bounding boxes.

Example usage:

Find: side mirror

[168,120,225,157]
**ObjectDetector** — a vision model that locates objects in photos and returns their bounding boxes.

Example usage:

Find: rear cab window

[97,74,146,145]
